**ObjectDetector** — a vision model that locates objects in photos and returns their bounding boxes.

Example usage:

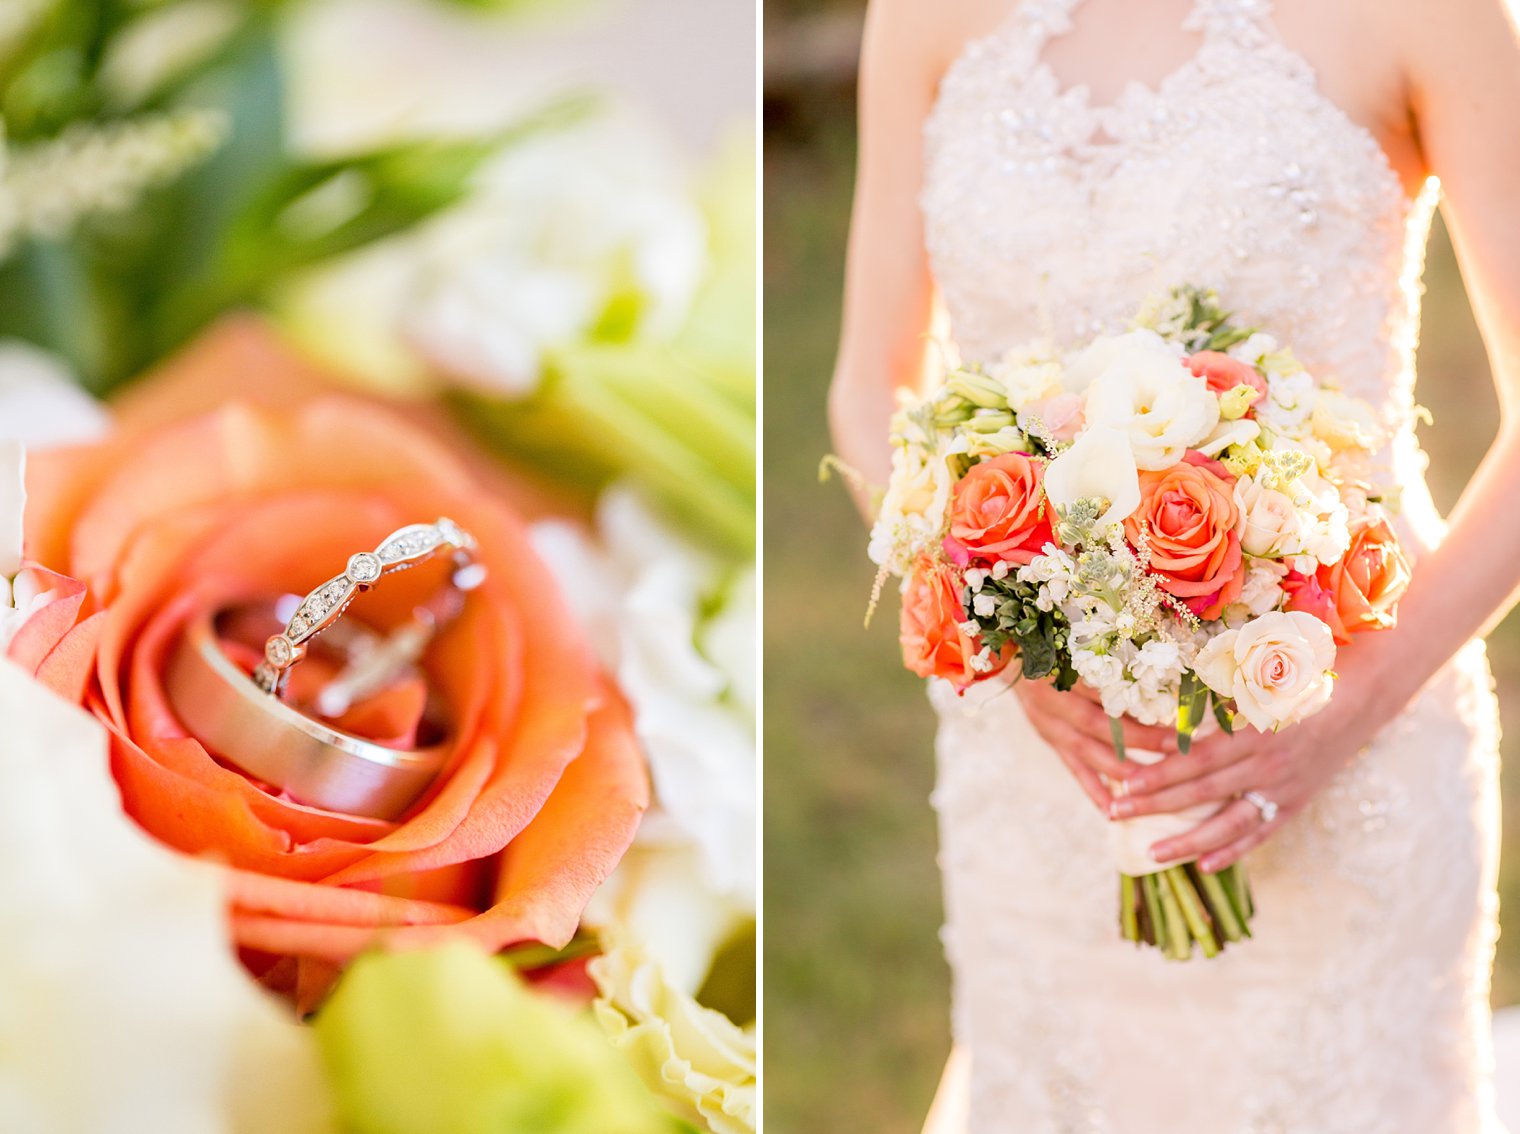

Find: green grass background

[762,24,1520,1134]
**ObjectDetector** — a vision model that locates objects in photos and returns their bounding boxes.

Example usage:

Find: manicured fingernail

[1149,846,1164,862]
[1110,800,1133,820]
[1199,856,1220,873]
[1127,776,1148,794]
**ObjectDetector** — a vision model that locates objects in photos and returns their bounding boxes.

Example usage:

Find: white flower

[1230,557,1289,622]
[1077,330,1219,469]
[1071,648,1125,692]
[1290,469,1352,566]
[592,936,756,1134]
[972,592,998,617]
[1042,426,1142,528]
[1132,639,1183,686]
[1196,414,1261,457]
[0,340,111,449]
[1256,368,1317,436]
[991,357,1063,408]
[1234,474,1303,558]
[1311,389,1383,452]
[0,441,21,583]
[531,487,755,908]
[868,441,955,575]
[1192,610,1337,731]
[0,663,332,1134]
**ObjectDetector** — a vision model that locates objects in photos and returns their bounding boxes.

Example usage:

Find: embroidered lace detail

[920,1,1504,1129]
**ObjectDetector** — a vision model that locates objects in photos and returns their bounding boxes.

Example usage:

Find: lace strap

[1184,0,1277,45]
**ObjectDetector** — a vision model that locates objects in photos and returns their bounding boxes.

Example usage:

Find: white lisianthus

[0,663,333,1134]
[1234,474,1303,558]
[0,340,111,449]
[1311,389,1384,452]
[1077,331,1219,469]
[868,441,956,574]
[1196,414,1261,457]
[1042,426,1142,529]
[1192,610,1337,731]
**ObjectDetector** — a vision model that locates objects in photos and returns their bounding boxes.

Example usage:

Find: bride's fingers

[1196,816,1280,874]
[1114,731,1257,795]
[1032,683,1176,755]
[1148,798,1270,865]
[1036,717,1114,813]
[1113,753,1265,818]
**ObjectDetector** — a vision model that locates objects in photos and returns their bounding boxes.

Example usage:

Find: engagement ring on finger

[1243,790,1279,823]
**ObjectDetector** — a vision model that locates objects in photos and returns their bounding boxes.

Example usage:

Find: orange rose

[1315,516,1411,644]
[23,325,648,1000]
[946,452,1053,566]
[899,556,1009,692]
[1186,351,1268,409]
[1124,451,1244,620]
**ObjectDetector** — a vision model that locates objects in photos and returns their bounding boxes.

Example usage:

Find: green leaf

[1211,693,1236,735]
[1109,715,1127,762]
[1176,670,1208,754]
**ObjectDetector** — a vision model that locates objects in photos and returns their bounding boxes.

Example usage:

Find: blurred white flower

[0,340,111,449]
[531,486,755,909]
[591,935,757,1134]
[0,662,333,1134]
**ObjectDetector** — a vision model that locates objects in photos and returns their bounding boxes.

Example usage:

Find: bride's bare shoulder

[864,0,1018,81]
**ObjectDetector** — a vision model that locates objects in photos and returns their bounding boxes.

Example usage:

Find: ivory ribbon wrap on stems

[1105,748,1224,876]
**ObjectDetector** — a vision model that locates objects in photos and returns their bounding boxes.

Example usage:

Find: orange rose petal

[4,567,88,670]
[228,692,647,961]
[32,612,105,703]
[223,869,477,927]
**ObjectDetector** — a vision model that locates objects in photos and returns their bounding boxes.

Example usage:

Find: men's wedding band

[1243,790,1279,824]
[253,517,481,697]
[167,601,452,820]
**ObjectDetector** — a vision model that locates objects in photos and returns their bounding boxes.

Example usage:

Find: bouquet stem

[1119,862,1254,960]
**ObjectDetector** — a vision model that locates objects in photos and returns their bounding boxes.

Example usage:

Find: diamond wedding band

[1242,790,1279,823]
[253,518,480,697]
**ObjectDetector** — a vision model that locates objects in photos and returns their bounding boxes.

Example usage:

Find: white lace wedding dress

[918,1,1505,1130]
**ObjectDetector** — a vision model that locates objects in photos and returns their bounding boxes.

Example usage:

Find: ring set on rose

[165,519,482,820]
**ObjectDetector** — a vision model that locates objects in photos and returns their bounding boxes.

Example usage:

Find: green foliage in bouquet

[0,0,578,395]
[965,573,1077,689]
[314,943,695,1134]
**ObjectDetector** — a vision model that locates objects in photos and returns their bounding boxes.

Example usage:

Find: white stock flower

[1290,469,1353,566]
[1192,610,1337,731]
[1076,330,1219,469]
[1256,368,1317,436]
[1042,425,1142,529]
[0,663,332,1134]
[1132,639,1183,687]
[1230,558,1289,622]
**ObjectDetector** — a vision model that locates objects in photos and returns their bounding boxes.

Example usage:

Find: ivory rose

[1193,610,1337,731]
[946,452,1052,566]
[899,556,1008,692]
[1233,474,1304,558]
[1077,331,1220,470]
[1124,452,1244,620]
[1314,516,1412,643]
[22,328,649,997]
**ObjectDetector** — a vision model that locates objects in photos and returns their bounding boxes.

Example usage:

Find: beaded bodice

[922,0,1435,433]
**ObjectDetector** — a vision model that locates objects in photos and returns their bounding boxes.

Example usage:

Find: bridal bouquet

[867,286,1412,960]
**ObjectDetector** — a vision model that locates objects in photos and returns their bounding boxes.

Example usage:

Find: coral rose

[946,453,1053,566]
[899,557,1009,692]
[1186,351,1268,409]
[1314,516,1411,644]
[22,332,648,999]
[1124,452,1244,620]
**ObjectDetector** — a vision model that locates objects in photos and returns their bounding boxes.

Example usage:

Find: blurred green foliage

[764,84,1520,1134]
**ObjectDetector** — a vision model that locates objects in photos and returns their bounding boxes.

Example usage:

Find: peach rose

[23,328,648,1001]
[1124,451,1244,620]
[1315,516,1411,644]
[1186,351,1268,410]
[946,453,1053,566]
[899,557,1009,692]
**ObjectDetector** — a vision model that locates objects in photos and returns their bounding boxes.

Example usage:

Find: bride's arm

[828,1,953,508]
[1112,0,1520,871]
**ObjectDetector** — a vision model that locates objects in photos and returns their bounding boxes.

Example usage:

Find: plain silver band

[167,604,450,820]
[1242,790,1279,823]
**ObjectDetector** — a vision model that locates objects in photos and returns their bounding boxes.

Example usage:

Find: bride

[827,0,1520,1130]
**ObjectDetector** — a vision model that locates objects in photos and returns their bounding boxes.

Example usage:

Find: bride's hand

[1015,678,1177,815]
[1108,646,1399,873]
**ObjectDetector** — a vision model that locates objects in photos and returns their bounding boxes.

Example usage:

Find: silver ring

[1242,790,1279,824]
[253,517,480,697]
[167,601,452,819]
